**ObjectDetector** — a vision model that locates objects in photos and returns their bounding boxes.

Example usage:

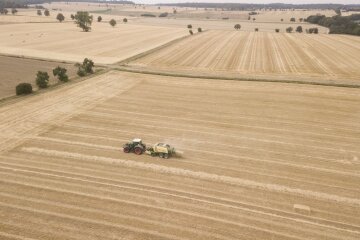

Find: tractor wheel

[134,147,143,155]
[123,147,130,153]
[159,153,164,158]
[164,153,169,159]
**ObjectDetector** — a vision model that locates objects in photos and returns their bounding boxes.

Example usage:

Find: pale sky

[135,0,360,4]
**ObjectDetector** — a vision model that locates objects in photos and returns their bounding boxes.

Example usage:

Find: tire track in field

[74,112,360,155]
[3,153,359,231]
[26,136,360,196]
[1,166,358,239]
[0,178,306,240]
[62,121,360,168]
[3,153,360,229]
[1,166,359,238]
[88,107,360,148]
[0,192,232,240]
[0,72,140,153]
[33,133,360,179]
[98,102,360,133]
[19,147,360,206]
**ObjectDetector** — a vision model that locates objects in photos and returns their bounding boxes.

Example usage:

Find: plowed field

[0,71,359,239]
[129,31,360,84]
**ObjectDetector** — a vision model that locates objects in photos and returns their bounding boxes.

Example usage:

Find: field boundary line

[113,67,360,89]
[115,32,204,65]
[0,68,108,106]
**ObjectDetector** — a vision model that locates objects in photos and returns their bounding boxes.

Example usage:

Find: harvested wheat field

[0,55,77,99]
[0,70,359,239]
[128,30,360,85]
[0,22,187,64]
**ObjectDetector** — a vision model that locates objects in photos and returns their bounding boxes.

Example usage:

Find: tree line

[16,58,95,96]
[306,14,360,36]
[0,0,134,9]
[157,3,360,11]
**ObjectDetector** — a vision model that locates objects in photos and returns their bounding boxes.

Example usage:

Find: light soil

[0,71,359,239]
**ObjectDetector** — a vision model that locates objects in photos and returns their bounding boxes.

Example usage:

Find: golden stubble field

[0,21,187,64]
[129,30,360,84]
[1,3,360,239]
[0,71,359,239]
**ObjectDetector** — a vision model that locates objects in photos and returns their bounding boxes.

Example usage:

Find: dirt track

[129,31,360,84]
[0,71,359,239]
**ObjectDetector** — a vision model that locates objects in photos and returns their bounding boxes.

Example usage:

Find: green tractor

[123,138,146,155]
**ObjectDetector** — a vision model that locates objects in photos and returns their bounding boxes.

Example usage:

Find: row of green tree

[16,58,95,96]
[306,14,360,36]
[234,24,318,33]
[1,0,134,9]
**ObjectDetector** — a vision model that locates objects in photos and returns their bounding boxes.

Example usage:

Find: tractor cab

[132,138,143,145]
[123,138,146,155]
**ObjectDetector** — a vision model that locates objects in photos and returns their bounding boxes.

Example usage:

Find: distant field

[0,21,187,64]
[0,55,77,99]
[0,71,359,239]
[129,30,360,84]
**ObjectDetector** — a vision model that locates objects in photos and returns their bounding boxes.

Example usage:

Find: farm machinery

[145,143,177,159]
[122,139,181,159]
[122,138,146,155]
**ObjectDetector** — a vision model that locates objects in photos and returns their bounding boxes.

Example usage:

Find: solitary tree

[253,18,256,21]
[37,10,42,16]
[275,28,280,33]
[189,30,193,35]
[74,11,93,32]
[299,18,304,22]
[70,14,75,20]
[234,24,241,30]
[36,71,50,89]
[296,26,303,33]
[187,24,192,29]
[281,18,284,22]
[198,27,202,33]
[255,28,259,32]
[11,8,18,15]
[290,17,296,22]
[173,9,177,14]
[56,13,65,22]
[97,16,102,22]
[286,26,293,33]
[44,9,50,16]
[123,18,128,23]
[109,19,116,27]
[53,66,68,82]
